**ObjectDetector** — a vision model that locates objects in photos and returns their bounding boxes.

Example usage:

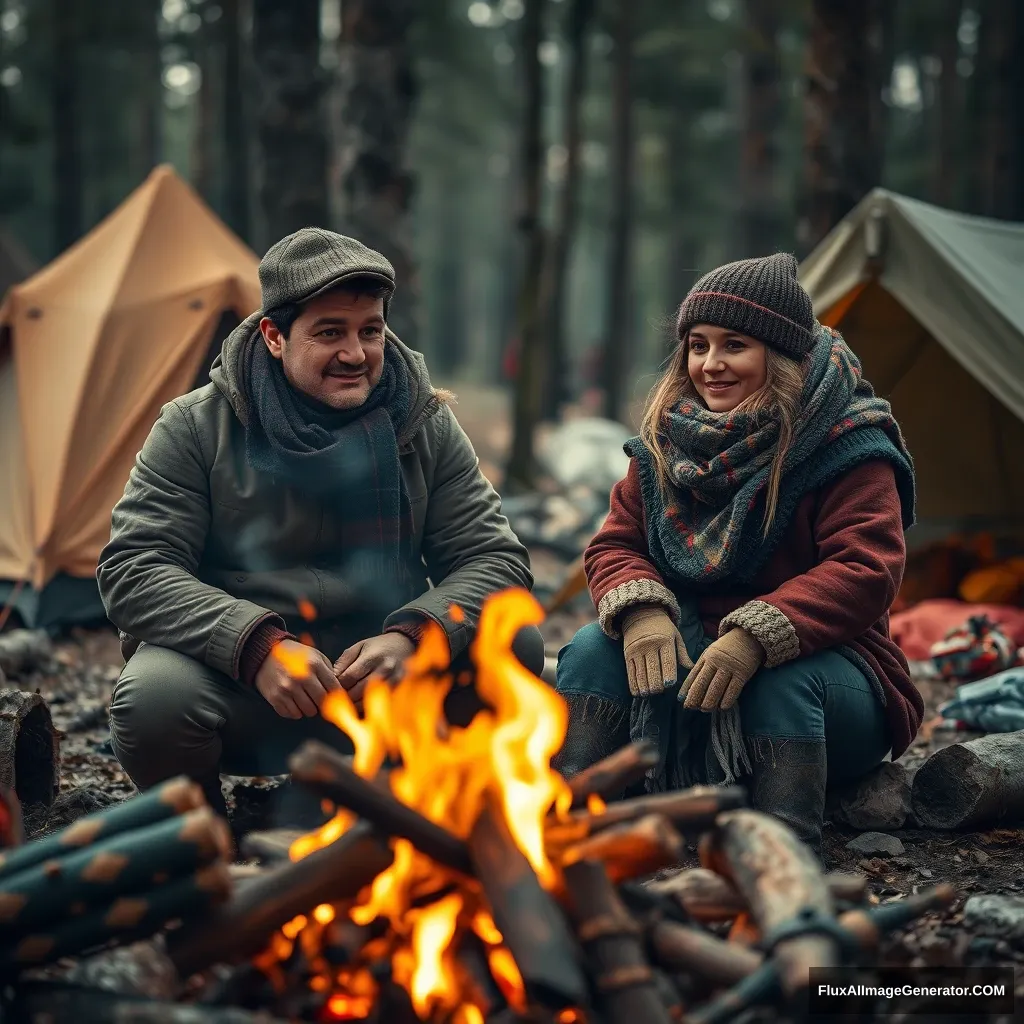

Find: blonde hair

[639,334,805,536]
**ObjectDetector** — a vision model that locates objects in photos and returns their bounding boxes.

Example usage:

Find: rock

[963,894,1024,942]
[845,831,906,857]
[828,761,914,830]
[0,629,54,678]
[538,417,632,493]
[974,849,991,865]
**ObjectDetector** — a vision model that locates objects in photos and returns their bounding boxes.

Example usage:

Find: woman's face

[686,324,768,412]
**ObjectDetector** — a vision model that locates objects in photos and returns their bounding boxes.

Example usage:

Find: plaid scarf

[240,335,417,603]
[626,325,915,588]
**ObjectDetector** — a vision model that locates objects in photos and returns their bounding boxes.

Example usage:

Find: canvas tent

[0,165,260,627]
[799,188,1024,545]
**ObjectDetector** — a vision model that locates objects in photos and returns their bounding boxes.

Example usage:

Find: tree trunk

[977,0,1022,219]
[540,0,596,421]
[599,0,636,424]
[191,18,217,203]
[252,0,328,247]
[221,0,252,244]
[137,0,162,175]
[797,0,893,254]
[739,0,784,257]
[504,0,547,491]
[334,0,419,343]
[52,0,83,252]
[930,0,963,207]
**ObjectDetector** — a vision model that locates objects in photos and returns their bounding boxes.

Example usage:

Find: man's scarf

[626,325,915,589]
[239,333,417,596]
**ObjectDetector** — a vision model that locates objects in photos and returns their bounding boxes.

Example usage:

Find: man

[98,228,542,816]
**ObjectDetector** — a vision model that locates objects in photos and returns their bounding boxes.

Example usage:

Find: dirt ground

[9,381,1024,997]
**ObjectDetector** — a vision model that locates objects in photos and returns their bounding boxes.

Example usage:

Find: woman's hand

[621,604,692,697]
[680,627,765,711]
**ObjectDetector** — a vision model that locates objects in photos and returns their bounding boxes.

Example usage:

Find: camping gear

[939,668,1024,733]
[800,189,1024,544]
[890,599,1024,661]
[928,614,1022,682]
[0,166,260,627]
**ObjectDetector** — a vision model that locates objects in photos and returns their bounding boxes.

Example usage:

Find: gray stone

[845,831,906,857]
[828,761,913,831]
[963,895,1024,942]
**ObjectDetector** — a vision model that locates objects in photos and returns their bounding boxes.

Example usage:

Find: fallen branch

[566,740,660,806]
[0,689,59,809]
[289,741,472,875]
[467,798,589,1011]
[562,857,673,1024]
[563,814,685,884]
[911,731,1024,829]
[648,918,764,987]
[837,884,957,951]
[165,820,393,978]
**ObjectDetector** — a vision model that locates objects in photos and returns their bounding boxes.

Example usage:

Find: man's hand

[254,639,341,719]
[334,632,417,705]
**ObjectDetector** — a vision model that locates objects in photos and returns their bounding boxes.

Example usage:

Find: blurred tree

[797,0,893,253]
[540,0,596,421]
[976,0,1022,219]
[335,0,419,343]
[740,0,784,256]
[600,0,636,423]
[253,0,328,246]
[133,0,162,174]
[51,0,83,250]
[506,0,547,491]
[930,0,963,206]
[221,0,252,243]
[192,9,217,202]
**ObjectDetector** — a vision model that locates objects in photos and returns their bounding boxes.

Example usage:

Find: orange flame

[298,598,318,622]
[278,589,571,1018]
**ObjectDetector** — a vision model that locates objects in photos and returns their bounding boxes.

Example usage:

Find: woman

[554,253,921,861]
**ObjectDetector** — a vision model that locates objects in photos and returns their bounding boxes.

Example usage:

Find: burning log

[0,776,204,882]
[563,814,686,884]
[239,829,305,865]
[0,806,230,936]
[0,689,60,810]
[289,740,473,875]
[467,799,589,1011]
[166,820,393,978]
[645,868,867,922]
[648,920,764,987]
[910,731,1024,829]
[561,786,747,837]
[700,810,837,1000]
[562,857,674,1024]
[567,739,661,806]
[0,862,232,974]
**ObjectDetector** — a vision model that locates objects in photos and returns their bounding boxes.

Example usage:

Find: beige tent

[0,165,260,625]
[799,188,1024,543]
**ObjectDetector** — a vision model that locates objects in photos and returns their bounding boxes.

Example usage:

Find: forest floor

[8,381,1024,1013]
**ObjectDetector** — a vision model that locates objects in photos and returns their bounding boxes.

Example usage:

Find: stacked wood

[0,777,233,975]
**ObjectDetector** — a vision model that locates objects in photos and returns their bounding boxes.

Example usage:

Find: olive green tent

[799,189,1024,544]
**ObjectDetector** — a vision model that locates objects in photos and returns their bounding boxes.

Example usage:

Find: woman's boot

[552,694,631,794]
[746,737,827,865]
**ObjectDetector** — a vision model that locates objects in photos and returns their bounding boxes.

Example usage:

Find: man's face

[259,289,386,410]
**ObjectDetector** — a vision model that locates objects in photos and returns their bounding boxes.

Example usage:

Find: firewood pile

[0,593,963,1022]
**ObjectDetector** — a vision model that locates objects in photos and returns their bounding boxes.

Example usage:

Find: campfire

[0,588,959,1023]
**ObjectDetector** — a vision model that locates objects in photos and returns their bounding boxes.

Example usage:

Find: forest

[1,0,1023,484]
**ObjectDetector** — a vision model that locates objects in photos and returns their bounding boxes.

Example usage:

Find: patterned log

[0,776,205,882]
[0,689,59,809]
[165,820,394,978]
[0,806,231,934]
[567,740,660,806]
[0,862,232,974]
[468,800,589,1011]
[562,857,673,1024]
[700,810,837,999]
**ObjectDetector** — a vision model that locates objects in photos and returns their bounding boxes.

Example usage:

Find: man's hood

[209,313,446,443]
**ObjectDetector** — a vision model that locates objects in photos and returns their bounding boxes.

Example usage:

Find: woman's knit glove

[680,627,766,711]
[621,604,693,697]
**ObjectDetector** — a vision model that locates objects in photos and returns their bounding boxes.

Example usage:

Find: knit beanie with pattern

[675,252,816,360]
[259,227,396,317]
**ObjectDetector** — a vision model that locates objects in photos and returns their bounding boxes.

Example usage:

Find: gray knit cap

[676,252,816,359]
[259,226,396,316]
